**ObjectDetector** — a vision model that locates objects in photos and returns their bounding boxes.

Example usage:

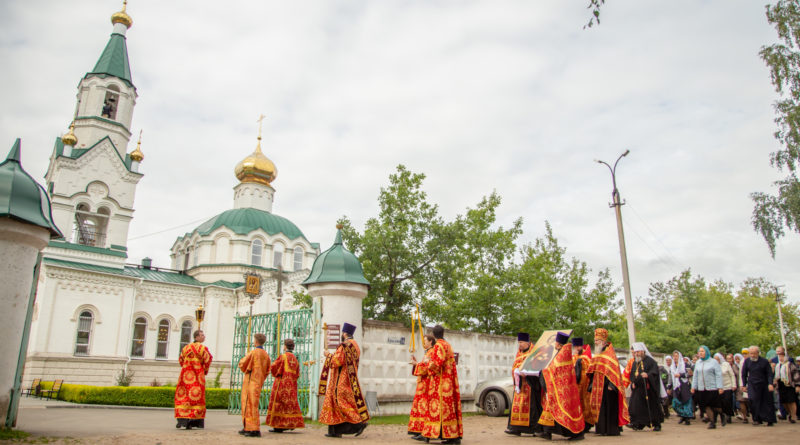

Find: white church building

[24,3,320,388]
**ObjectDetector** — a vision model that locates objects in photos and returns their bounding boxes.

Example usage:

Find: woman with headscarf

[734,351,750,422]
[670,351,693,425]
[715,352,736,424]
[773,348,800,423]
[691,345,724,429]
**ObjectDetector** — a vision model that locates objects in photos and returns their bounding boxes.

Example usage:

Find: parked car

[474,376,514,417]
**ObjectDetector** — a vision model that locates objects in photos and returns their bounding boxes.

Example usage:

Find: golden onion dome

[129,130,144,162]
[234,141,277,186]
[111,1,133,28]
[61,122,78,147]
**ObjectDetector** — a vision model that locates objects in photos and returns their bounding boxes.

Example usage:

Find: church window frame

[293,246,303,271]
[251,239,263,266]
[74,310,94,356]
[102,84,120,120]
[183,247,191,270]
[156,319,170,360]
[192,243,199,267]
[179,320,193,353]
[131,316,147,359]
[272,243,284,269]
[72,203,108,248]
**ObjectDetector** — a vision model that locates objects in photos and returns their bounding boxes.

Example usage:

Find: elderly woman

[734,351,750,422]
[715,352,736,424]
[670,351,693,425]
[773,348,800,423]
[692,346,724,429]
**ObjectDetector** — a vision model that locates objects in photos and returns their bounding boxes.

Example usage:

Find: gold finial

[255,114,266,152]
[111,0,133,29]
[61,121,78,147]
[130,129,144,162]
[336,224,344,230]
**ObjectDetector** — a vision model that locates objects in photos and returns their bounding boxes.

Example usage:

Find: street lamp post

[596,149,636,347]
[775,285,787,352]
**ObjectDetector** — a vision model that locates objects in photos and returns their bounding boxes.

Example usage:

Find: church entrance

[227,304,320,416]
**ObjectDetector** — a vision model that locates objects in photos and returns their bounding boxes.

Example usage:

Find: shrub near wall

[38,382,229,409]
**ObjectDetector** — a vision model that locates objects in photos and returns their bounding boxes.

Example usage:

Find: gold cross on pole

[256,114,266,141]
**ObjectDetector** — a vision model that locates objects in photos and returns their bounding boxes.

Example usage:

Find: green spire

[0,139,63,237]
[86,32,133,87]
[302,225,369,287]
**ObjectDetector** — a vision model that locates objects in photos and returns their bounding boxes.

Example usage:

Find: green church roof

[183,208,309,242]
[302,227,369,287]
[0,139,62,237]
[86,31,133,87]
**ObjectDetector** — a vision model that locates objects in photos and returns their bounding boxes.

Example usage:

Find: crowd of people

[169,324,797,442]
[659,345,800,429]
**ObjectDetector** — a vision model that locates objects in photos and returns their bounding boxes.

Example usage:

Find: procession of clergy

[170,322,662,443]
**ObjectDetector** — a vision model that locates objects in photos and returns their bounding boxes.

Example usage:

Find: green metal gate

[228,307,317,416]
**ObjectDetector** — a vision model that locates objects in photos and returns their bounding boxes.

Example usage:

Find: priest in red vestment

[538,331,585,440]
[175,330,213,430]
[586,328,630,436]
[420,325,462,444]
[319,322,369,437]
[238,333,270,437]
[505,332,542,436]
[265,338,306,433]
[572,337,593,432]
[408,334,436,438]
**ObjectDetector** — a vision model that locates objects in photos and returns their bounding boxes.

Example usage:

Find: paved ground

[5,398,800,444]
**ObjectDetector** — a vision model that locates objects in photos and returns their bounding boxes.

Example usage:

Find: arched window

[183,247,191,270]
[251,239,263,266]
[131,317,147,358]
[73,203,108,247]
[156,319,170,359]
[192,244,199,267]
[102,85,119,120]
[74,310,93,356]
[179,320,193,352]
[272,244,284,269]
[293,247,303,271]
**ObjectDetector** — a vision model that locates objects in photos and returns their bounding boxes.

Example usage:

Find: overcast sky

[2,0,798,305]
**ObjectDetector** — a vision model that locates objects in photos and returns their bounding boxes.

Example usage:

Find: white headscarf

[733,353,745,386]
[669,351,686,388]
[713,352,724,363]
[632,342,667,397]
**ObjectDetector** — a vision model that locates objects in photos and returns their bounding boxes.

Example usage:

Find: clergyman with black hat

[505,332,543,436]
[318,322,370,437]
[538,332,585,440]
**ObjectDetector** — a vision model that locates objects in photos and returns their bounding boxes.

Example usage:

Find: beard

[594,345,603,355]
[634,356,642,363]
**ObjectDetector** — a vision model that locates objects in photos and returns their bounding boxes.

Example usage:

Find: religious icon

[245,274,261,295]
[521,329,573,372]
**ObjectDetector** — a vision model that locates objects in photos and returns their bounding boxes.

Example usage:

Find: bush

[37,381,230,409]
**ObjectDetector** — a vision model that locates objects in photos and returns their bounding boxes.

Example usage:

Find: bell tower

[43,1,143,266]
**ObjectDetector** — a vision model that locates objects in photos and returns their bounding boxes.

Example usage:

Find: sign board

[521,329,574,372]
[326,324,341,349]
[387,337,406,345]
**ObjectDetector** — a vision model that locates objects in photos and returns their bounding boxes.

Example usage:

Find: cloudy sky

[2,0,798,305]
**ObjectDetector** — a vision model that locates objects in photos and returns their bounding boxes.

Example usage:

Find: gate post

[301,224,370,419]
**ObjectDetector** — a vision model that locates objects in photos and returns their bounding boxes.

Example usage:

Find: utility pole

[775,285,787,352]
[596,150,636,347]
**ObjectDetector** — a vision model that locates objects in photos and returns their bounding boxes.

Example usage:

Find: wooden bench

[21,378,41,397]
[39,379,63,400]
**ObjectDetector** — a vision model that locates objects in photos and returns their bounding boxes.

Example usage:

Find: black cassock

[628,356,664,428]
[506,375,544,435]
[593,377,621,436]
[742,356,777,424]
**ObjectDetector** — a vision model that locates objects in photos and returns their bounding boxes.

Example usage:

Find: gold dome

[61,122,78,147]
[111,1,133,28]
[129,130,144,162]
[234,143,277,186]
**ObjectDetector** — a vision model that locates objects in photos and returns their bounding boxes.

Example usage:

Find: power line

[128,215,215,241]
[626,202,682,266]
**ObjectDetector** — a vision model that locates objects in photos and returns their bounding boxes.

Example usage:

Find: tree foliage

[635,270,800,355]
[584,0,605,29]
[752,1,800,257]
[342,165,618,337]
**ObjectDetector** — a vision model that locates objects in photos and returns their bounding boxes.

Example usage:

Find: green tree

[752,1,800,256]
[734,277,800,352]
[496,222,619,338]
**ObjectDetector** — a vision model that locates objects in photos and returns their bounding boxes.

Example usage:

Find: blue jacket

[692,358,723,391]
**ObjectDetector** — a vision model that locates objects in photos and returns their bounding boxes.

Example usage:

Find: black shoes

[325,433,342,438]
[243,431,261,437]
[355,423,368,437]
[442,439,461,444]
[653,425,661,432]
[413,435,429,443]
[504,429,521,436]
[238,429,245,435]
[707,422,716,429]
[568,433,585,441]
[268,428,286,433]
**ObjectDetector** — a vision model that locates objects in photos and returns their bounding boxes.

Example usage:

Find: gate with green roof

[228,302,321,417]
